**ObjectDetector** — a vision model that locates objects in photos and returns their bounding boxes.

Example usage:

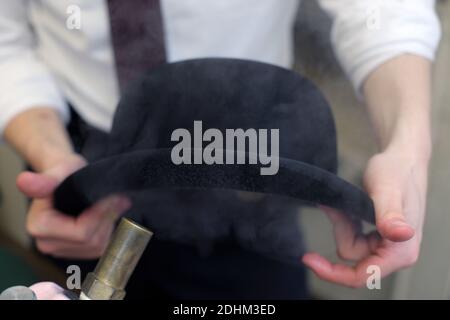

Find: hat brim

[54,148,375,224]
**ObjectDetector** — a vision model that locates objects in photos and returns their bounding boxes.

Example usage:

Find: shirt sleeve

[318,0,442,96]
[0,0,69,138]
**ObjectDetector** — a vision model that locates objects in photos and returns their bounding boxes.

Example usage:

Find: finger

[370,186,415,242]
[36,215,115,258]
[36,238,108,259]
[17,172,59,198]
[302,252,396,288]
[28,195,130,241]
[320,206,372,261]
[74,195,131,239]
[367,231,383,252]
[27,201,77,239]
[41,237,111,259]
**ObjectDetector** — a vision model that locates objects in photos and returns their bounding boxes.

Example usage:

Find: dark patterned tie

[107,0,167,93]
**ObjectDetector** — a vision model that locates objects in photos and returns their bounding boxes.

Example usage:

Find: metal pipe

[80,218,153,300]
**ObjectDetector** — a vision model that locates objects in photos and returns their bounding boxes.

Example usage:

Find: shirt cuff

[0,53,70,139]
[350,41,438,99]
[328,1,442,98]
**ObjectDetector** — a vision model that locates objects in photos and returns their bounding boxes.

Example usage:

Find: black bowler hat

[54,59,375,233]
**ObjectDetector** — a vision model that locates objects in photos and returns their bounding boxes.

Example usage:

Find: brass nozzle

[80,218,153,300]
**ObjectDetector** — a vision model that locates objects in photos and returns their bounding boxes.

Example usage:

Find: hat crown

[107,58,337,173]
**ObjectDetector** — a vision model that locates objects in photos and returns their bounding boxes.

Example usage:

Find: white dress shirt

[0,0,441,134]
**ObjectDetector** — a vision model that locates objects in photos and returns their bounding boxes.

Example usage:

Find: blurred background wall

[0,0,449,298]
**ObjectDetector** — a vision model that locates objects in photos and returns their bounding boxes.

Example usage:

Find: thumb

[371,187,415,242]
[16,171,59,198]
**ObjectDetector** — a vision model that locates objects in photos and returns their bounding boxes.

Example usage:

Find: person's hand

[17,154,131,259]
[302,149,428,288]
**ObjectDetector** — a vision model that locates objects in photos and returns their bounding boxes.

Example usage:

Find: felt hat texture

[54,59,375,250]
